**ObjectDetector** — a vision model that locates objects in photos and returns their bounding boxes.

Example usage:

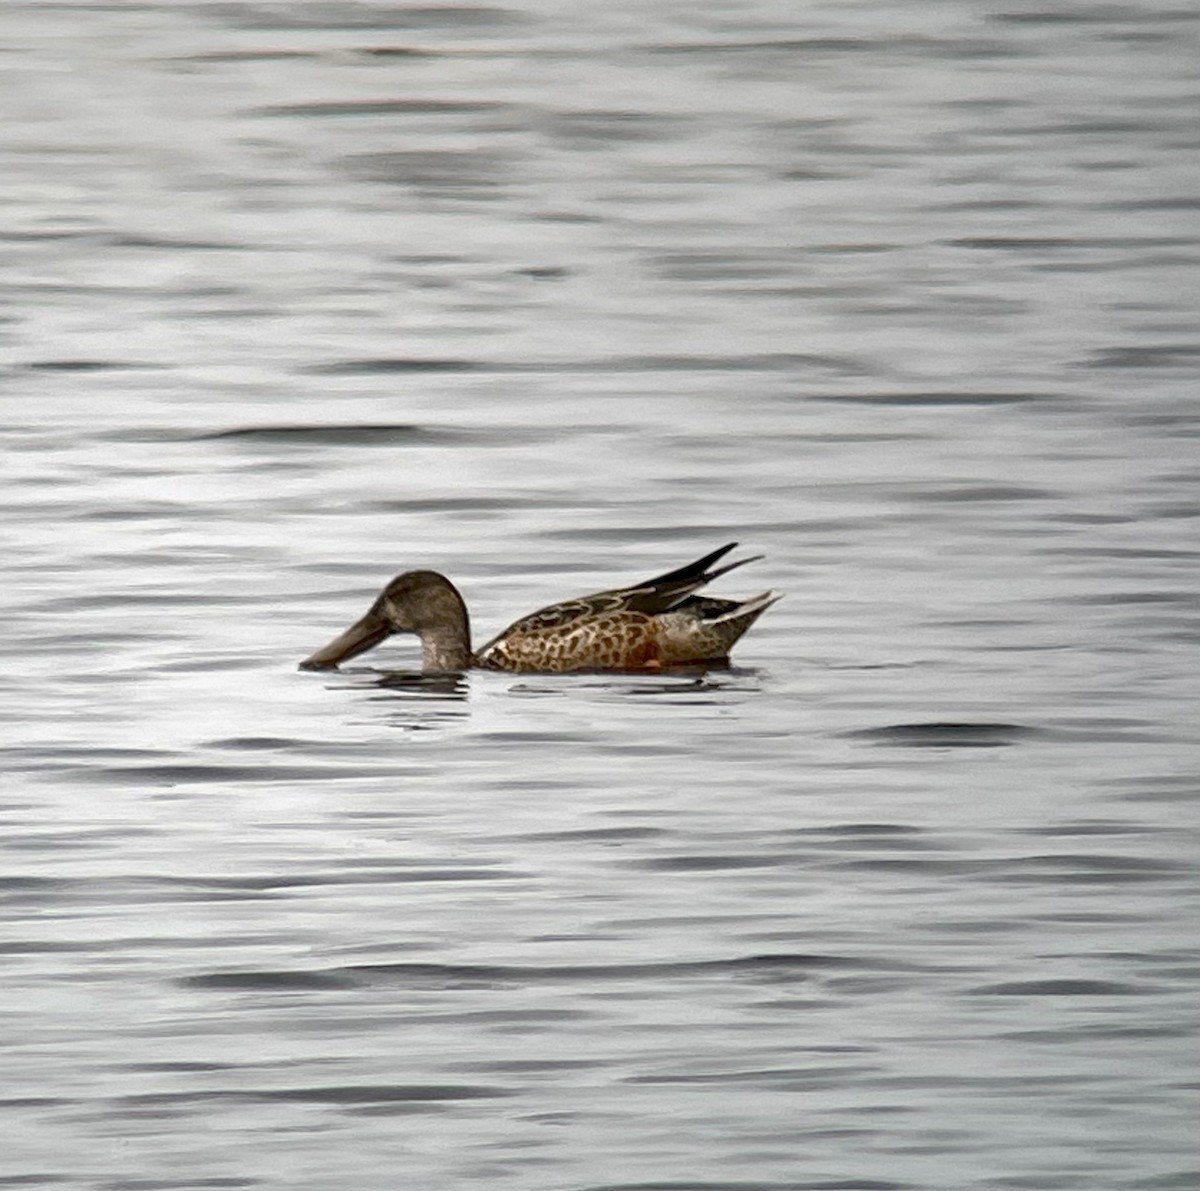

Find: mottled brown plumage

[301,543,780,674]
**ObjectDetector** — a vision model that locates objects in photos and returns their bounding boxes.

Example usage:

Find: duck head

[300,570,472,672]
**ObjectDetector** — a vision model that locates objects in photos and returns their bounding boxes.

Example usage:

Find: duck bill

[300,610,392,670]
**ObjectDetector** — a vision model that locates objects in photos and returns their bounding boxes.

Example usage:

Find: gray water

[2,2,1199,1189]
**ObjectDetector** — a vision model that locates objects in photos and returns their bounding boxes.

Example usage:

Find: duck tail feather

[710,590,782,624]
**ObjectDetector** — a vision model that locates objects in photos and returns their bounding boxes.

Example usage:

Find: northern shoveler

[299,542,780,674]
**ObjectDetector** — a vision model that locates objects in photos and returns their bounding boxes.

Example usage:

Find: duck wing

[489,543,761,638]
[621,541,761,613]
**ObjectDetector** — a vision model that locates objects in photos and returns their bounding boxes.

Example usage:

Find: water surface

[2,2,1198,1189]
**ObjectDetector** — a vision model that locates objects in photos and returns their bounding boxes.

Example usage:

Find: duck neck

[419,613,472,672]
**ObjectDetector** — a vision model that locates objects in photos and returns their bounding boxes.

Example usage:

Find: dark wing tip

[707,552,763,583]
[639,542,740,589]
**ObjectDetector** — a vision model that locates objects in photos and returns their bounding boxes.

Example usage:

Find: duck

[299,542,780,674]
